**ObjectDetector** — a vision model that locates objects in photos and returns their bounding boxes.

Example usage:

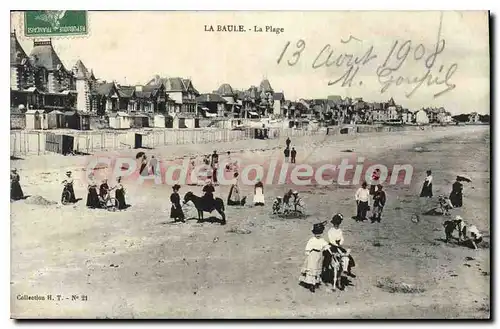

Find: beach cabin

[109,111,131,129]
[25,109,44,130]
[173,113,199,129]
[64,111,91,130]
[131,114,150,128]
[47,110,64,129]
[153,114,166,128]
[10,108,26,130]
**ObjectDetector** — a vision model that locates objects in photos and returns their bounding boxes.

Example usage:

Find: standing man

[284,147,290,163]
[149,155,158,176]
[291,147,297,164]
[371,184,386,223]
[210,150,219,169]
[286,137,291,149]
[354,182,370,221]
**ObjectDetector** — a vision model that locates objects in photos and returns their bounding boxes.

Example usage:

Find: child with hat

[299,221,329,293]
[327,213,356,278]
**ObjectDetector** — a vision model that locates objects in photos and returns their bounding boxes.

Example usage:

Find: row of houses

[12,31,467,129]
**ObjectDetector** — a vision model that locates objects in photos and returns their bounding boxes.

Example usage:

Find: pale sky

[11,11,490,114]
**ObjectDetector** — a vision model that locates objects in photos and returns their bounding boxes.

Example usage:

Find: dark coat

[170,192,184,219]
[449,181,463,207]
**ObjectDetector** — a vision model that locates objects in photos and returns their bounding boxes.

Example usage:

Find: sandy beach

[10,125,490,319]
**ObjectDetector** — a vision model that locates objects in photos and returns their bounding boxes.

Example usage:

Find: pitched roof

[327,95,343,105]
[195,93,227,103]
[29,40,65,71]
[118,85,136,98]
[259,79,273,93]
[247,86,260,99]
[216,83,235,97]
[11,31,28,66]
[273,92,285,101]
[93,82,117,96]
[388,97,396,106]
[72,59,92,80]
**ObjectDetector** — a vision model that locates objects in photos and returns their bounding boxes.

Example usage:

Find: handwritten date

[276,13,458,99]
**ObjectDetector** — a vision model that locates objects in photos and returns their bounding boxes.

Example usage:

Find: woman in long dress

[10,169,24,201]
[228,172,246,206]
[449,177,463,208]
[253,179,265,206]
[115,176,127,210]
[299,222,329,293]
[86,173,100,209]
[170,184,185,222]
[420,170,433,198]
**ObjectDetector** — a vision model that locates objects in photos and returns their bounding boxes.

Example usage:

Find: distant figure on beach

[202,179,216,204]
[212,163,219,185]
[299,222,329,293]
[420,170,433,198]
[283,189,293,213]
[449,176,464,208]
[227,172,246,206]
[211,150,219,168]
[10,169,24,201]
[272,196,283,214]
[354,182,370,221]
[62,171,77,203]
[149,156,158,176]
[371,184,386,223]
[203,155,210,166]
[140,154,148,176]
[170,184,185,222]
[370,169,381,195]
[284,147,290,163]
[99,179,111,200]
[86,173,100,209]
[291,147,297,164]
[253,179,265,206]
[115,176,127,210]
[286,137,291,149]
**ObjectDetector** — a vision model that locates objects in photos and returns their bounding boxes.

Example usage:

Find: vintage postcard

[10,10,490,319]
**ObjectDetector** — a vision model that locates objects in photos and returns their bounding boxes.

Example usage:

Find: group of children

[299,214,356,293]
[420,170,483,249]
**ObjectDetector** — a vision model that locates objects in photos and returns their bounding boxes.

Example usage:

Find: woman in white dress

[253,179,265,206]
[299,222,329,293]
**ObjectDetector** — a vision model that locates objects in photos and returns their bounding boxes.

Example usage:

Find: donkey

[183,191,226,225]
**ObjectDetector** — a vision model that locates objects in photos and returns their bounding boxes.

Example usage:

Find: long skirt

[420,182,433,198]
[86,187,100,208]
[115,189,127,209]
[10,181,24,200]
[299,250,324,286]
[227,185,241,206]
[170,205,185,220]
[253,187,265,205]
[65,185,76,203]
[449,191,463,208]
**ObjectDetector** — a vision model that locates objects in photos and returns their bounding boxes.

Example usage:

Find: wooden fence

[10,125,433,157]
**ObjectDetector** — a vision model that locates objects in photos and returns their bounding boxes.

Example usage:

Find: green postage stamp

[24,10,87,36]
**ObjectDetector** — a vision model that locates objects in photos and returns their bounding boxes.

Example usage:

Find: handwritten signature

[276,13,458,99]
